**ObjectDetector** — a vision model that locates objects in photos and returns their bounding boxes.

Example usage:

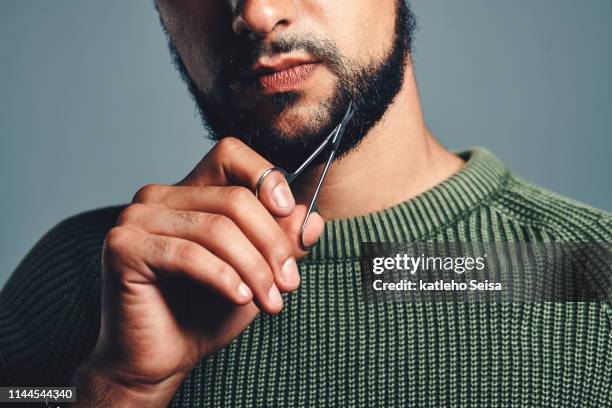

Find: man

[0,0,610,407]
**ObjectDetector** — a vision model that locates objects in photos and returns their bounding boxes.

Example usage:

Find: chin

[271,101,326,138]
[271,117,311,139]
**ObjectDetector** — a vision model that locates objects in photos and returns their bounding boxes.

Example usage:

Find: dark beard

[161,1,416,171]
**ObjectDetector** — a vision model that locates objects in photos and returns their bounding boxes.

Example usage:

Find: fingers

[129,202,298,294]
[103,226,253,307]
[277,205,325,255]
[121,191,308,292]
[178,137,295,218]
[129,185,323,287]
[117,206,286,314]
[132,184,306,259]
[111,202,325,314]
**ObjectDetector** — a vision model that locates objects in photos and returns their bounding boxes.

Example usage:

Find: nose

[232,0,297,37]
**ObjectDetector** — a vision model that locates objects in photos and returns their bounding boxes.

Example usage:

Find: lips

[240,57,321,94]
[257,63,319,93]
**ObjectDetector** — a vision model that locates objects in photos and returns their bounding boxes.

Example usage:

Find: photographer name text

[370,254,502,292]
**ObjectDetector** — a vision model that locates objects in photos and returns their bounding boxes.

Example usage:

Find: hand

[73,138,325,406]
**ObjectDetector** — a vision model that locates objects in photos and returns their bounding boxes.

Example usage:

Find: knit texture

[0,148,610,407]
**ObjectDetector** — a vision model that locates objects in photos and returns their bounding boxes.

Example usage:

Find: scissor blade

[285,102,355,182]
[331,101,355,147]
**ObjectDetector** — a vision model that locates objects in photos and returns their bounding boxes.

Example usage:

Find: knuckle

[204,213,234,233]
[105,226,130,251]
[226,186,253,204]
[176,241,200,265]
[103,227,132,267]
[249,260,274,286]
[215,137,244,156]
[116,203,144,226]
[132,184,163,204]
[267,235,293,263]
[212,263,235,286]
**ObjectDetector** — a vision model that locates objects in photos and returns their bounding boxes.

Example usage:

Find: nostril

[237,27,251,37]
[232,0,293,38]
[232,15,251,37]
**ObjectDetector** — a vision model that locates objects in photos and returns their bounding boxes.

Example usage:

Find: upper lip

[243,57,319,78]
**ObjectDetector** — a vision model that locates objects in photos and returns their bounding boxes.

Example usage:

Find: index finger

[179,137,295,218]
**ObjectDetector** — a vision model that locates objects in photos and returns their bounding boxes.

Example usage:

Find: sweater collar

[304,148,510,261]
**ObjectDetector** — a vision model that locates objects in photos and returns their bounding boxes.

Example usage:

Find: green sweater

[0,149,610,407]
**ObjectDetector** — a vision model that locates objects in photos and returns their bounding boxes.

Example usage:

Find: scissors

[255,101,356,251]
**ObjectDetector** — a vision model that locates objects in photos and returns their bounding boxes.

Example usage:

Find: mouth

[243,57,321,94]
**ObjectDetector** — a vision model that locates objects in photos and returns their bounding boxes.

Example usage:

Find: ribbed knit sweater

[0,148,610,407]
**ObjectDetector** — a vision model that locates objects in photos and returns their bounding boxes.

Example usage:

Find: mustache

[220,35,345,83]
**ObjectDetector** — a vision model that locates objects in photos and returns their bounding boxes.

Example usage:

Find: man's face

[156,0,416,169]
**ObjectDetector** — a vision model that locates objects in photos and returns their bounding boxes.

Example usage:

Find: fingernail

[272,183,294,209]
[303,211,323,248]
[238,282,252,300]
[280,258,300,287]
[268,284,284,310]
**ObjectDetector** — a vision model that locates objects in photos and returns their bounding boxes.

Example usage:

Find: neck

[293,63,464,220]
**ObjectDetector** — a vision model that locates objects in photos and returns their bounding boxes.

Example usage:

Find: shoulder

[15,205,127,277]
[42,205,125,248]
[472,161,611,318]
[0,205,125,385]
[6,204,126,289]
[488,173,611,318]
[490,173,611,242]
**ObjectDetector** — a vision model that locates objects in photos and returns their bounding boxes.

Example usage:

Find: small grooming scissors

[255,101,356,251]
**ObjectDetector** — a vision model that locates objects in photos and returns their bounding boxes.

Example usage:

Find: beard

[161,1,417,171]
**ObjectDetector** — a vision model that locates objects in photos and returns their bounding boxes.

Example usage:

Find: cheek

[158,0,229,92]
[325,0,397,65]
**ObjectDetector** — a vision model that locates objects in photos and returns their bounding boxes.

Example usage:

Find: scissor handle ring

[255,166,285,199]
[255,166,315,252]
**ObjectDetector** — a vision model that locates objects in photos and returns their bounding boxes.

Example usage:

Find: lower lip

[258,63,319,93]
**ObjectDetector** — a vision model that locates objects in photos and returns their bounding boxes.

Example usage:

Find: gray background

[1,0,611,286]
